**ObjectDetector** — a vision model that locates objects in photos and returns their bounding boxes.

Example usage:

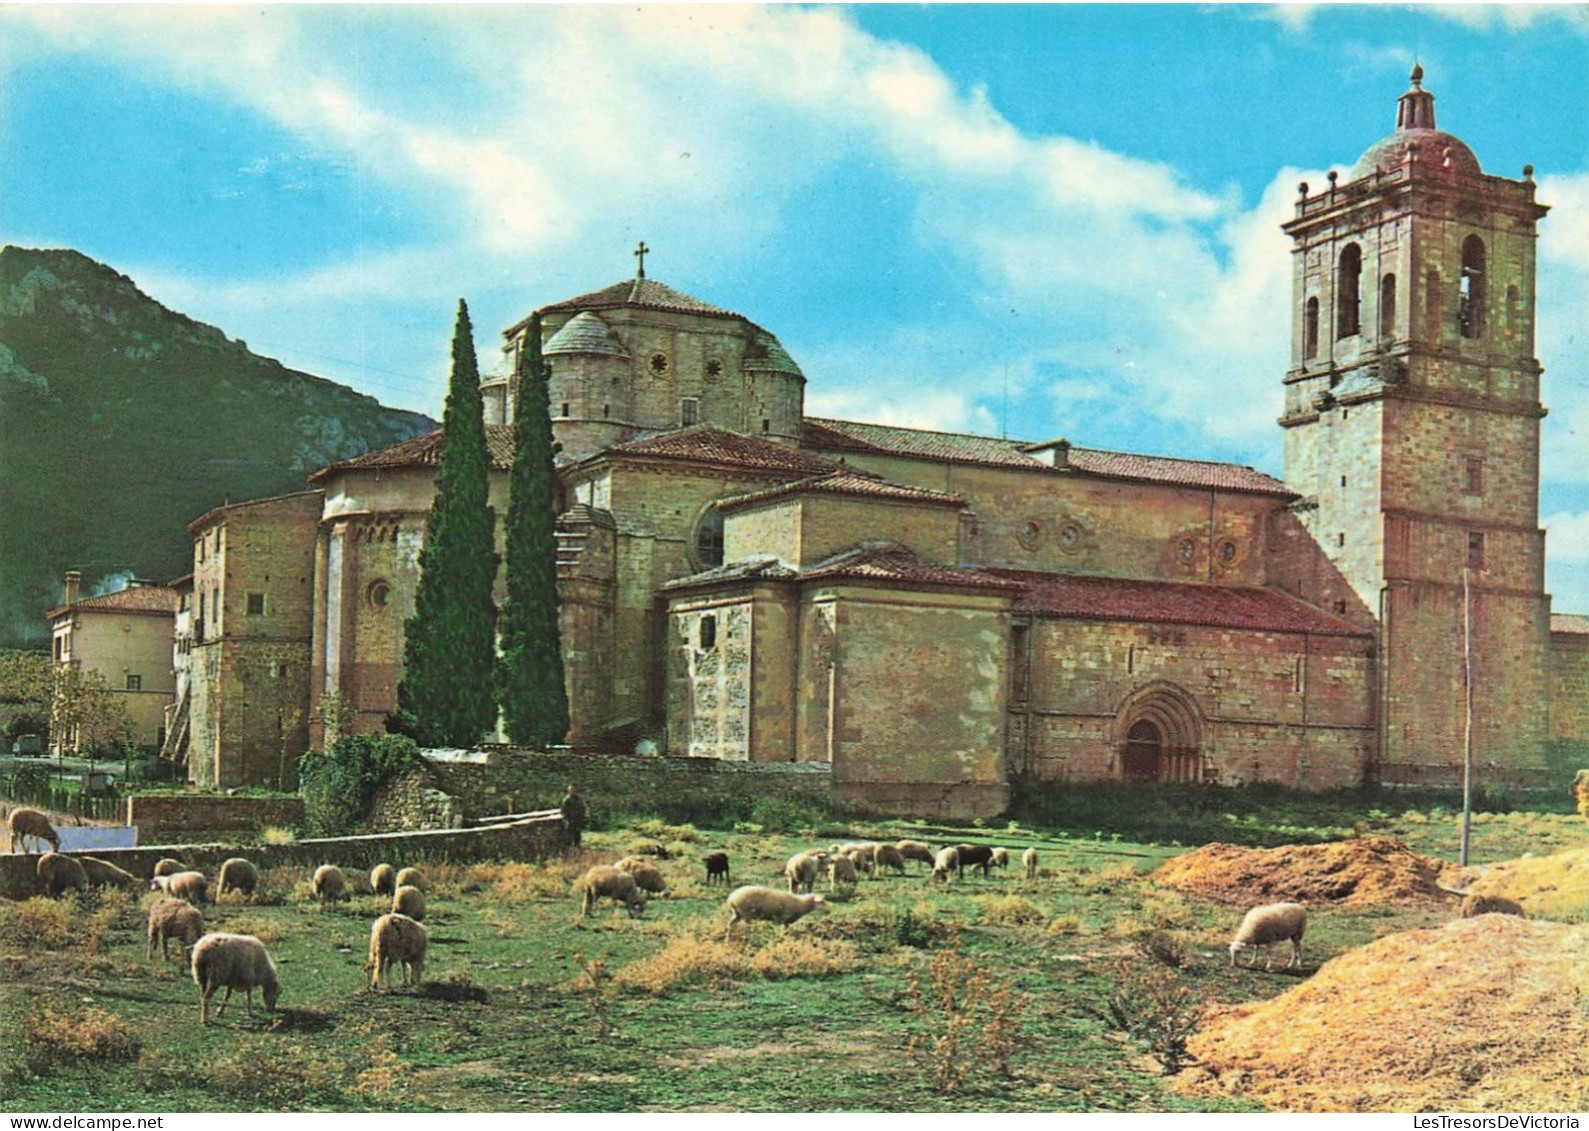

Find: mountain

[0,246,436,649]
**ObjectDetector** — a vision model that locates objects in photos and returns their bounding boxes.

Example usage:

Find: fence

[1,763,123,821]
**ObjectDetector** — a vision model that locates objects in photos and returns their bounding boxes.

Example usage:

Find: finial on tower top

[633,240,650,280]
[1410,61,1424,87]
[1396,63,1436,131]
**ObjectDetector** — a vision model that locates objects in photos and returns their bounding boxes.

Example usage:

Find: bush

[297,733,423,837]
[22,1000,139,1075]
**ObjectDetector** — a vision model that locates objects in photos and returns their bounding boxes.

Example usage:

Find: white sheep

[368,912,427,991]
[36,852,87,896]
[785,850,828,894]
[394,866,426,892]
[990,847,1011,872]
[147,897,205,961]
[579,865,646,919]
[723,885,826,940]
[613,856,670,895]
[150,870,208,904]
[191,933,281,1025]
[217,857,259,899]
[845,848,875,877]
[313,864,347,904]
[1459,894,1525,918]
[370,863,397,896]
[1229,902,1308,970]
[897,840,936,870]
[7,807,60,854]
[392,884,427,922]
[152,858,187,878]
[79,856,141,889]
[872,843,907,876]
[827,853,858,888]
[929,846,960,885]
[1021,847,1039,880]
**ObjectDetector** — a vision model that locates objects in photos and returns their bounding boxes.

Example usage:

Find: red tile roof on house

[308,426,517,482]
[186,489,325,534]
[803,417,1293,496]
[1551,614,1589,635]
[609,425,838,477]
[988,569,1369,636]
[801,543,1024,591]
[717,469,966,512]
[49,584,178,620]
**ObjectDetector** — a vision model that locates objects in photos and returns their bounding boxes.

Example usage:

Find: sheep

[217,857,259,899]
[146,897,205,961]
[1021,847,1039,880]
[929,846,960,886]
[845,848,875,877]
[613,856,669,895]
[1229,902,1308,970]
[723,885,826,940]
[897,840,936,870]
[191,932,280,1026]
[989,847,1011,873]
[368,912,427,991]
[703,851,731,887]
[152,858,187,878]
[78,856,141,889]
[1459,894,1525,919]
[392,884,427,922]
[150,870,208,904]
[7,807,60,854]
[313,864,347,904]
[37,852,87,897]
[785,850,828,895]
[370,863,397,897]
[393,866,426,893]
[827,853,858,888]
[579,865,647,919]
[953,844,995,878]
[872,843,907,876]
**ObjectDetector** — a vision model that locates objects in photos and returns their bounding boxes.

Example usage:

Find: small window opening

[1337,244,1362,339]
[246,592,266,616]
[1505,285,1520,340]
[680,398,698,427]
[603,404,610,418]
[126,674,142,691]
[1338,532,1346,548]
[1467,531,1485,570]
[1340,475,1347,488]
[694,507,724,569]
[1379,273,1397,340]
[1459,236,1486,339]
[1293,656,1305,694]
[1127,643,1135,675]
[560,402,569,417]
[1303,297,1320,359]
[1464,457,1484,496]
[698,614,717,651]
[1010,624,1030,702]
[762,418,771,433]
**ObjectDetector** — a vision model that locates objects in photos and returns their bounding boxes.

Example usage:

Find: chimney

[63,570,81,606]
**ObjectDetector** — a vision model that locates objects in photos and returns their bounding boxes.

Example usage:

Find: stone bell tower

[1279,66,1553,784]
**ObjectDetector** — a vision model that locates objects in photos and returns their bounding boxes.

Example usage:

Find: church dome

[1350,64,1482,181]
[544,311,629,358]
[741,329,804,377]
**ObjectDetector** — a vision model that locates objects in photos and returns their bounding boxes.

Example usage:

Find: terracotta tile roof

[662,555,800,590]
[528,278,741,324]
[801,543,1023,591]
[717,470,965,512]
[308,426,517,481]
[803,417,1294,496]
[988,569,1370,636]
[1551,614,1589,635]
[186,489,324,534]
[50,585,178,619]
[611,425,837,477]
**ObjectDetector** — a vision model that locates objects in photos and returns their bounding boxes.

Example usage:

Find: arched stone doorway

[1114,682,1204,784]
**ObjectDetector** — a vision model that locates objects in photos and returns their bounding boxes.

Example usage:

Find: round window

[704,358,723,381]
[650,352,669,376]
[1177,538,1196,565]
[366,580,391,610]
[1217,540,1239,567]
[1017,521,1041,551]
[1059,522,1083,553]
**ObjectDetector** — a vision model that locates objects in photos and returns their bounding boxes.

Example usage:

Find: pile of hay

[1180,916,1589,1112]
[1153,838,1455,906]
[1456,845,1589,921]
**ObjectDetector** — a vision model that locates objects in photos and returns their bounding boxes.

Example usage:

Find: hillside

[0,246,435,649]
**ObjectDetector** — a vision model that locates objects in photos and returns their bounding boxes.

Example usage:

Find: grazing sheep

[368,912,428,991]
[1459,894,1525,919]
[1229,902,1308,970]
[989,847,1010,872]
[392,884,427,922]
[1021,847,1039,880]
[930,846,961,885]
[217,858,259,899]
[845,848,875,877]
[828,853,858,888]
[703,851,731,887]
[872,843,907,876]
[7,807,60,854]
[152,858,187,878]
[629,841,670,860]
[613,856,669,895]
[146,897,205,961]
[370,863,397,897]
[393,866,426,892]
[724,885,826,940]
[579,865,647,919]
[78,856,141,889]
[313,864,347,904]
[191,933,280,1026]
[150,870,208,904]
[37,852,87,896]
[785,850,828,895]
[897,840,936,871]
[953,844,995,878]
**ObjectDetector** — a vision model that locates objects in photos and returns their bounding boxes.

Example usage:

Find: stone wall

[1550,624,1589,744]
[126,794,305,843]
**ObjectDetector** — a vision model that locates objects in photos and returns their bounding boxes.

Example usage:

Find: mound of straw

[1456,845,1589,921]
[1153,838,1456,906]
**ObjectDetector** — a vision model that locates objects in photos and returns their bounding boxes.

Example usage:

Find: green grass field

[2,793,1585,1113]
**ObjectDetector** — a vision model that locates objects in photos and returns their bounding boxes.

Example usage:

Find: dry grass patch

[217,915,282,945]
[0,897,82,951]
[612,929,750,994]
[22,998,140,1072]
[977,894,1048,927]
[749,934,859,979]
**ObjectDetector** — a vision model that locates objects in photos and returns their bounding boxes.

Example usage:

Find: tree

[50,665,132,758]
[497,311,571,746]
[390,300,499,747]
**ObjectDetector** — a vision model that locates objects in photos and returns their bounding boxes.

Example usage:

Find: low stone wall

[126,794,306,843]
[0,814,562,901]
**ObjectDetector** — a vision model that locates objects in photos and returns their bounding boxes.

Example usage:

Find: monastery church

[171,70,1589,816]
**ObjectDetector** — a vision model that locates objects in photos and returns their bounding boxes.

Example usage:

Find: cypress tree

[391,300,499,747]
[497,311,570,745]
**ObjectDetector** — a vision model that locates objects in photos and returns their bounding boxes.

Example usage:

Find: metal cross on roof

[633,240,650,279]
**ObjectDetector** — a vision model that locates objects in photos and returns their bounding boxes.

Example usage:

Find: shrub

[906,949,1029,1092]
[1103,958,1204,1074]
[750,936,859,980]
[613,931,749,994]
[297,733,423,837]
[977,894,1047,927]
[0,898,76,950]
[22,1000,139,1074]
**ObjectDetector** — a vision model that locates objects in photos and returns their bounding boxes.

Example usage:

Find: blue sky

[3,4,1587,610]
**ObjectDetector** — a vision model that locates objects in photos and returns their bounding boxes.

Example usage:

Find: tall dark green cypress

[497,311,570,745]
[391,300,499,747]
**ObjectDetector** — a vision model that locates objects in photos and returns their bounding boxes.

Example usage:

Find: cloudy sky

[3,4,1587,609]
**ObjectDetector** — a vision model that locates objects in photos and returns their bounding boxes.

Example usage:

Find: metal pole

[1460,566,1474,867]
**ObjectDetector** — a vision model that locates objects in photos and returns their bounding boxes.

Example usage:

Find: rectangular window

[1338,532,1346,548]
[1010,624,1030,702]
[1467,532,1485,570]
[680,398,699,427]
[246,592,266,616]
[126,674,142,691]
[1464,457,1484,495]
